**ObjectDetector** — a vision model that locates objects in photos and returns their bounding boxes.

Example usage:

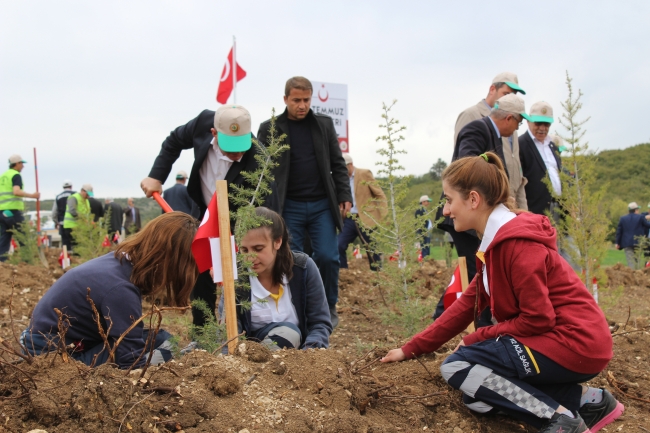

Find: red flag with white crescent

[443,265,464,309]
[191,193,237,282]
[216,47,247,104]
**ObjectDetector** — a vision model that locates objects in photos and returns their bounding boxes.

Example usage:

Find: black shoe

[578,389,624,432]
[329,307,339,329]
[538,413,588,433]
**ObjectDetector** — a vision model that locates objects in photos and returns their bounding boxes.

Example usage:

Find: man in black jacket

[52,180,75,252]
[104,198,123,243]
[162,170,200,219]
[141,105,268,327]
[257,76,352,328]
[433,93,530,324]
[519,101,562,216]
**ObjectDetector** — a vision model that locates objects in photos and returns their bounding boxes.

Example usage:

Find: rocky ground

[1,250,649,432]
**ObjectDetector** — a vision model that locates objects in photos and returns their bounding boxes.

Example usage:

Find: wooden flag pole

[33,148,48,268]
[458,257,475,333]
[215,180,238,354]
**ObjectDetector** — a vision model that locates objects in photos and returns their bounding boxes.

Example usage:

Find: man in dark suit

[123,197,141,235]
[162,170,200,219]
[519,102,562,216]
[432,94,531,325]
[615,202,650,269]
[141,105,267,327]
[104,198,123,243]
[257,76,353,328]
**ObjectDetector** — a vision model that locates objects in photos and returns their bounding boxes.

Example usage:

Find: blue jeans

[283,198,339,309]
[338,216,380,270]
[21,327,174,367]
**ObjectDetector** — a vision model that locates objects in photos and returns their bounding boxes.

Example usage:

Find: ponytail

[252,207,293,286]
[442,152,514,209]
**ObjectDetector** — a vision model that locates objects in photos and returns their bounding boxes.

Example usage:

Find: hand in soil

[380,348,405,363]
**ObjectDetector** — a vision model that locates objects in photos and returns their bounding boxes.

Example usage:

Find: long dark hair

[114,212,199,307]
[253,207,293,286]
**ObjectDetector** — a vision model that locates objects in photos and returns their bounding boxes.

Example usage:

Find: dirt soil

[1,251,650,433]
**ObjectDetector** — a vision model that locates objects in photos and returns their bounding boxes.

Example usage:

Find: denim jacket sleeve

[302,257,333,349]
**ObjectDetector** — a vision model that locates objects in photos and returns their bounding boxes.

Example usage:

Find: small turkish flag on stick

[443,265,463,309]
[191,189,237,282]
[216,46,247,104]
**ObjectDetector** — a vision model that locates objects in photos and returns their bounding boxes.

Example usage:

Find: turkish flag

[443,265,464,309]
[191,193,238,283]
[102,235,111,248]
[216,47,247,104]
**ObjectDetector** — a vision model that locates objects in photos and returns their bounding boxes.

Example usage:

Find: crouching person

[22,212,199,368]
[222,207,332,351]
[381,153,623,433]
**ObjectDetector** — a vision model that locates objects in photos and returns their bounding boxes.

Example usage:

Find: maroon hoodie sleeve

[401,277,477,359]
[464,243,557,345]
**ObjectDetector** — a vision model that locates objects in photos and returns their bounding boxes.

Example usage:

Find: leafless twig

[212,331,245,355]
[118,392,155,433]
[412,353,435,381]
[379,390,447,400]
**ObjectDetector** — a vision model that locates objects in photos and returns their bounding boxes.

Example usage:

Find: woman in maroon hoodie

[381,153,622,433]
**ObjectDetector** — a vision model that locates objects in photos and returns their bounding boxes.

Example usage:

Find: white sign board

[311,81,349,152]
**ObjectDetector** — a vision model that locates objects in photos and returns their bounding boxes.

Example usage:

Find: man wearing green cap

[454,72,528,210]
[141,105,272,328]
[433,93,531,325]
[519,101,563,216]
[0,154,40,261]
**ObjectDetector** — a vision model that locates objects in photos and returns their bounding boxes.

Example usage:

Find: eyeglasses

[533,122,551,128]
[510,114,523,126]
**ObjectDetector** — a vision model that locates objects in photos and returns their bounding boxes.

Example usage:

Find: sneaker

[578,389,624,432]
[179,341,199,355]
[329,307,339,329]
[538,413,589,433]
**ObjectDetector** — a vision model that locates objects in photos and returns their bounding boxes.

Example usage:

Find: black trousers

[432,226,492,327]
[190,270,218,327]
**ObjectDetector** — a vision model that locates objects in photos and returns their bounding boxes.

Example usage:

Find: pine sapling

[358,101,436,336]
[555,72,611,292]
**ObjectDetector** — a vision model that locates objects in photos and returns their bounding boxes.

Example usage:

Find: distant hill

[22,142,650,239]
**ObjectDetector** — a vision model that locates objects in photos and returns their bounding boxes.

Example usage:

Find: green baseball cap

[214,105,252,152]
[492,72,526,95]
[528,101,554,123]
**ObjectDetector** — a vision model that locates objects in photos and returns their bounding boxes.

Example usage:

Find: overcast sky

[2,1,649,200]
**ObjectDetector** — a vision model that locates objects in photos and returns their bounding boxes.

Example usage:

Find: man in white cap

[433,93,531,325]
[257,76,352,328]
[519,102,563,216]
[337,153,387,271]
[161,170,199,219]
[141,105,273,328]
[615,202,650,269]
[454,72,528,210]
[415,195,434,258]
[52,179,75,252]
[63,183,93,254]
[0,154,40,261]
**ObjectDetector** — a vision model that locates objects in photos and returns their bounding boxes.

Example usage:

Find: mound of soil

[1,253,650,432]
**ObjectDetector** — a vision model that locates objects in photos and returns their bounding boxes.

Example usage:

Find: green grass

[429,245,458,261]
[602,248,627,267]
[356,243,626,266]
